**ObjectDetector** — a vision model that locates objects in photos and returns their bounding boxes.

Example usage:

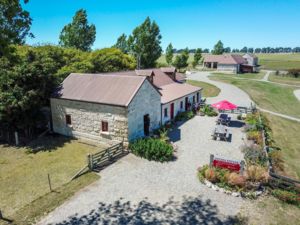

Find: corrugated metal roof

[160,83,201,104]
[54,73,147,107]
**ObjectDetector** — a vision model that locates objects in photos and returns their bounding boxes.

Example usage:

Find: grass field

[210,75,300,118]
[157,53,194,66]
[257,53,300,70]
[240,196,300,225]
[268,73,300,86]
[186,80,220,97]
[263,114,300,179]
[0,135,105,218]
[213,71,266,80]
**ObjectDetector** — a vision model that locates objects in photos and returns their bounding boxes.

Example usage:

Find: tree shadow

[26,134,73,153]
[53,196,248,225]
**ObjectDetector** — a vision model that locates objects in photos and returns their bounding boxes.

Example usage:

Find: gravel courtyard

[38,115,247,225]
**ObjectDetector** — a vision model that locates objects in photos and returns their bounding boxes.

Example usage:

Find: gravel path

[188,72,300,123]
[261,70,271,81]
[37,116,246,225]
[294,89,300,101]
[187,72,253,107]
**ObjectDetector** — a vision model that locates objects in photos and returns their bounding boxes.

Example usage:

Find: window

[196,92,200,103]
[193,95,195,103]
[65,114,71,125]
[164,108,168,117]
[180,101,183,109]
[101,121,108,132]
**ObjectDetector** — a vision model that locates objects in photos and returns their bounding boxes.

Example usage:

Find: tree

[212,40,224,55]
[113,33,128,53]
[165,43,174,65]
[0,0,33,56]
[240,46,248,53]
[127,17,162,68]
[59,9,96,51]
[224,47,231,53]
[90,48,136,72]
[192,48,202,67]
[173,47,189,69]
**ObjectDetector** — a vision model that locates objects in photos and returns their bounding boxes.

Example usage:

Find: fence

[87,142,126,171]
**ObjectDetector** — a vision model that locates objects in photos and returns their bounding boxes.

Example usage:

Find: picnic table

[216,113,231,126]
[212,124,231,141]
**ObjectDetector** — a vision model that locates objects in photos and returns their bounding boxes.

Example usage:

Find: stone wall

[50,98,128,145]
[127,80,161,141]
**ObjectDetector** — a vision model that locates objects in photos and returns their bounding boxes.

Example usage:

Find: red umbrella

[211,100,237,110]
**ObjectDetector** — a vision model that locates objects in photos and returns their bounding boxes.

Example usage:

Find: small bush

[272,189,300,205]
[247,130,263,145]
[246,165,269,183]
[228,173,246,188]
[201,105,218,117]
[205,168,218,182]
[269,150,284,171]
[241,144,267,166]
[175,111,195,121]
[287,69,300,78]
[129,138,173,162]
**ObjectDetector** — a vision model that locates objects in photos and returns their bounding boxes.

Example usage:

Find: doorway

[170,103,174,120]
[143,114,150,136]
[185,97,189,111]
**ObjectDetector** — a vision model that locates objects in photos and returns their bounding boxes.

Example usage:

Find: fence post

[48,174,52,192]
[87,154,93,171]
[240,160,245,175]
[0,209,2,219]
[209,154,214,167]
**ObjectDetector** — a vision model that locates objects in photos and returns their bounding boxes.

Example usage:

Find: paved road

[188,72,300,123]
[37,116,246,225]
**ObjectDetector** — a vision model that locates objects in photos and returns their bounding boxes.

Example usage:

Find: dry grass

[0,135,105,217]
[212,71,266,80]
[240,196,300,225]
[258,53,300,70]
[186,80,220,97]
[269,74,300,86]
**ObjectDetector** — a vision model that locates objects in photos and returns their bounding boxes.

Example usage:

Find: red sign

[213,158,241,172]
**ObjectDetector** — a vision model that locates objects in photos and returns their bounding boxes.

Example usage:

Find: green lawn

[186,80,220,97]
[264,114,300,179]
[268,73,300,86]
[0,135,105,218]
[212,71,266,80]
[210,75,300,118]
[258,53,300,70]
[157,53,194,66]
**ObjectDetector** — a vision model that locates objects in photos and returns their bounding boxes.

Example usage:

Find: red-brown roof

[160,83,201,104]
[204,54,246,65]
[54,73,147,107]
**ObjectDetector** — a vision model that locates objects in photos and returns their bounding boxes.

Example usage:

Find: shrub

[269,150,284,171]
[201,105,218,117]
[204,168,218,182]
[245,165,269,183]
[287,69,300,78]
[175,111,194,121]
[228,172,246,188]
[247,130,263,145]
[129,138,173,162]
[272,189,300,205]
[241,144,267,166]
[159,128,169,142]
[197,165,209,182]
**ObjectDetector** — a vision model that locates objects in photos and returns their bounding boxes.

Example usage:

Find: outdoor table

[212,125,230,141]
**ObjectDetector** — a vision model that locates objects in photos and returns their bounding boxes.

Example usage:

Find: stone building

[51,74,161,145]
[51,68,202,144]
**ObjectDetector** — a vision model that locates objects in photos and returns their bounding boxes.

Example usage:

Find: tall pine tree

[165,43,174,65]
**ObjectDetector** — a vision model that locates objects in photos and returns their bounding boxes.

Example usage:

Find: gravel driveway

[38,116,247,225]
[187,72,253,107]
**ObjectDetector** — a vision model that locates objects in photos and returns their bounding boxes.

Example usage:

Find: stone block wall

[127,80,161,141]
[50,98,128,145]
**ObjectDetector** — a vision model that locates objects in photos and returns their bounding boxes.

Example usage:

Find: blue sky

[23,0,300,50]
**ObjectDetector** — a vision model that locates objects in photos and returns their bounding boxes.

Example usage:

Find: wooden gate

[87,142,127,172]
